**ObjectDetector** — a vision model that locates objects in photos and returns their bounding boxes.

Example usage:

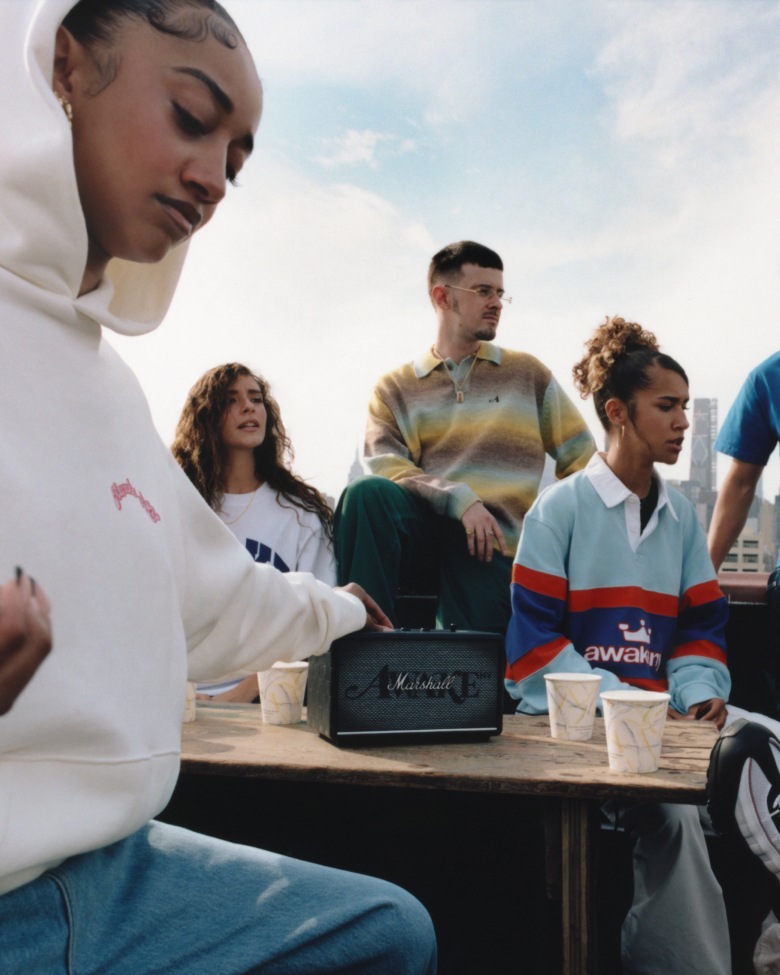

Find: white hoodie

[0,0,365,895]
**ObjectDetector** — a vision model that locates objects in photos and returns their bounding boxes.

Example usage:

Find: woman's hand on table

[336,583,393,631]
[668,698,727,731]
[0,569,52,715]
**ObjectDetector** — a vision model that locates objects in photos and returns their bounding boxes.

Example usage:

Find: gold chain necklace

[433,347,479,403]
[221,483,260,525]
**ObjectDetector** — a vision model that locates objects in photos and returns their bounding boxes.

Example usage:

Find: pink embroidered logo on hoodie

[111,479,161,523]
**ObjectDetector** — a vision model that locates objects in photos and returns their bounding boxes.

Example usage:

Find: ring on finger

[485,530,494,536]
[465,529,475,535]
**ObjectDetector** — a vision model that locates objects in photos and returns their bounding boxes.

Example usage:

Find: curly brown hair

[572,316,688,432]
[171,363,333,538]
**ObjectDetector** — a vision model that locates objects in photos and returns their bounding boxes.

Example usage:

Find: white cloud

[315,129,416,168]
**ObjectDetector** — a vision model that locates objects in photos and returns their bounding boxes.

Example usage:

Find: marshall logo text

[345,665,492,705]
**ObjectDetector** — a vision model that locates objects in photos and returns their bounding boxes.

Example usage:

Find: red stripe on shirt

[505,636,570,683]
[512,564,568,601]
[680,579,724,610]
[669,640,728,666]
[568,586,678,616]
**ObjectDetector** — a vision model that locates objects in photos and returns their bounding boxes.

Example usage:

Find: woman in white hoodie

[0,2,436,973]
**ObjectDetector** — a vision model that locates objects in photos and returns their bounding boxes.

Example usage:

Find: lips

[157,196,202,239]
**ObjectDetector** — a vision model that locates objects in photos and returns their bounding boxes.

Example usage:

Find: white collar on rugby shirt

[584,452,678,551]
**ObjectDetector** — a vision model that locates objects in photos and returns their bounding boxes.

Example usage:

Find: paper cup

[601,690,671,773]
[258,662,308,725]
[544,673,602,741]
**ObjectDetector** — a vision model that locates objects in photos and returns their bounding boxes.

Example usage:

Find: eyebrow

[174,66,255,153]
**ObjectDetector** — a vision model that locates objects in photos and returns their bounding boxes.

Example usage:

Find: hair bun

[573,316,659,398]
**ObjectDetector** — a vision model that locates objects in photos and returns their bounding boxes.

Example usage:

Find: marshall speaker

[307,628,505,746]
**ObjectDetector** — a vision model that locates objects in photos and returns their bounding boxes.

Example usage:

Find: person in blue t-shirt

[708,352,780,576]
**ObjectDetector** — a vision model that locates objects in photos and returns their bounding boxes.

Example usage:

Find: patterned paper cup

[544,673,602,741]
[258,662,309,725]
[601,690,671,773]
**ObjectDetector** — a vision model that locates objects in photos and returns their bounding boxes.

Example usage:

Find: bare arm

[707,459,764,570]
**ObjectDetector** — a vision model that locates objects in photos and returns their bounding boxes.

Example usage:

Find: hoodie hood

[0,0,188,335]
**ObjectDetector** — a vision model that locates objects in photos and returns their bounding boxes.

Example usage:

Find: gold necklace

[433,347,479,403]
[221,483,260,525]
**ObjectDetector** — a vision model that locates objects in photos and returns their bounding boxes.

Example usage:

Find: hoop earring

[56,92,73,126]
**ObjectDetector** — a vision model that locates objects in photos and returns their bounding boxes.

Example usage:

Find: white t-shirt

[219,482,336,585]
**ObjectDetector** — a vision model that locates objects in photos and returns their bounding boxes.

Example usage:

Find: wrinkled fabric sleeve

[667,522,731,713]
[715,359,779,466]
[504,511,626,713]
[364,384,479,521]
[169,455,365,683]
[540,378,596,480]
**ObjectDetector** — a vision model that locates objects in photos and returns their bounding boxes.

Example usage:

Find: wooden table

[180,706,718,975]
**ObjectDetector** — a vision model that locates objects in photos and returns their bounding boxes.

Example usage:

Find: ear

[604,397,626,428]
[52,25,89,99]
[430,285,449,311]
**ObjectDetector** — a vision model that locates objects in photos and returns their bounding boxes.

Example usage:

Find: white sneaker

[755,912,780,975]
[708,718,780,880]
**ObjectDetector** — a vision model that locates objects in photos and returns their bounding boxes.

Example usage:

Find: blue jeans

[0,821,437,975]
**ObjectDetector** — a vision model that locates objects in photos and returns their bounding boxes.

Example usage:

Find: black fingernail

[15,566,23,585]
[30,577,37,597]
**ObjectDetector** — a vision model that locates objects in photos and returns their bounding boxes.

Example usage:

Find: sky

[108,0,780,504]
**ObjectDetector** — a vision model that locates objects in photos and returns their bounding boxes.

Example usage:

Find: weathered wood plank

[180,706,717,805]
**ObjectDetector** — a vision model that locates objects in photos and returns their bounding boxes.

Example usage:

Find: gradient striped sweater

[364,343,595,553]
[505,452,730,715]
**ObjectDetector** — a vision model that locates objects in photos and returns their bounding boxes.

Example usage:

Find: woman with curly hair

[505,316,738,973]
[172,362,336,701]
[506,316,727,717]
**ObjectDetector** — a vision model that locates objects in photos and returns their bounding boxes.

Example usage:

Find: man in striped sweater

[334,241,595,634]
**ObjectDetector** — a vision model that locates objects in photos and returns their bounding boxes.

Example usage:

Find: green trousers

[334,475,513,634]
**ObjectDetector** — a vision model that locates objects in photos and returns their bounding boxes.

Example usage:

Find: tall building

[690,398,718,491]
[671,398,719,535]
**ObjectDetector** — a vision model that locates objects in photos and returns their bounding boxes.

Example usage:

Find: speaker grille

[308,630,504,742]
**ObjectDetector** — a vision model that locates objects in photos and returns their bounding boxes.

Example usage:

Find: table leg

[560,798,592,975]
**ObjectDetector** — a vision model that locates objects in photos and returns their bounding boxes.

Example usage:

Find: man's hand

[0,570,52,716]
[668,698,727,731]
[336,583,394,631]
[461,501,509,562]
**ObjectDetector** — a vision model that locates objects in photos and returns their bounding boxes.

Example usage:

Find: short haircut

[427,241,503,293]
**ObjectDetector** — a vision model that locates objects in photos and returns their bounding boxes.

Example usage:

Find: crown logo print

[618,619,652,644]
